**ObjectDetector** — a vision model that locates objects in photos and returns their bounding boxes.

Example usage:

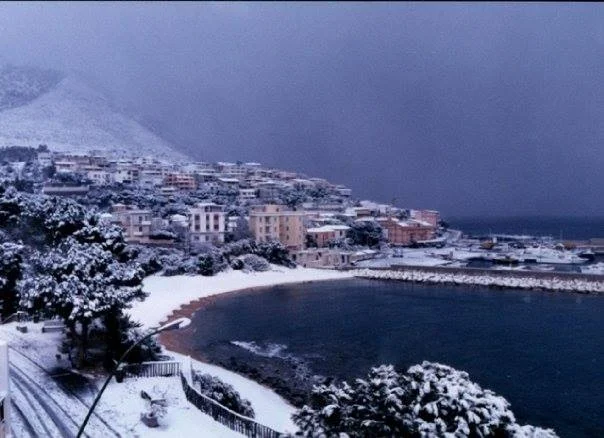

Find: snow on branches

[19,239,145,323]
[292,362,558,438]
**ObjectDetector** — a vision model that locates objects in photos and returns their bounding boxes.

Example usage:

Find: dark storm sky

[1,2,603,217]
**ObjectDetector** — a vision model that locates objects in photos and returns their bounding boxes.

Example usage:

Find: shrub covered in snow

[0,241,23,317]
[239,254,270,272]
[346,221,384,248]
[196,246,228,276]
[192,372,255,418]
[230,258,244,270]
[254,240,295,268]
[292,361,558,438]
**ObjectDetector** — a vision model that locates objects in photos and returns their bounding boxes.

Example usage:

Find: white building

[187,202,226,244]
[0,341,10,438]
[112,205,152,243]
[85,168,113,186]
[114,167,140,184]
[238,188,258,201]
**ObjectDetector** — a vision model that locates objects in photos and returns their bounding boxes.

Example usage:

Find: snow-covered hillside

[0,66,188,161]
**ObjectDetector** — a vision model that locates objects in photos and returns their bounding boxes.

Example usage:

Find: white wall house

[187,202,226,244]
[0,341,10,438]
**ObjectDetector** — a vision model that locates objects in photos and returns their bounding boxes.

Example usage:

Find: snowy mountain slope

[0,65,63,111]
[0,67,188,161]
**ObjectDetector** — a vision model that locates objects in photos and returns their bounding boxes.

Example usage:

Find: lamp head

[158,317,191,333]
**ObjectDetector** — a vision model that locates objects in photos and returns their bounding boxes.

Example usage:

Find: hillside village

[4,145,443,269]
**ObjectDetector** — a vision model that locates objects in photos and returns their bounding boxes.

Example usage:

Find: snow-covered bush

[195,245,228,276]
[129,245,164,276]
[230,258,244,270]
[192,372,255,418]
[254,240,295,268]
[0,242,23,317]
[291,361,558,438]
[161,254,199,276]
[346,221,384,247]
[403,361,516,436]
[239,254,270,272]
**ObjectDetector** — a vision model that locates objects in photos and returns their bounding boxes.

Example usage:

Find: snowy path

[9,346,123,438]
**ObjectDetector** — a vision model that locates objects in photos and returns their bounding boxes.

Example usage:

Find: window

[195,225,200,231]
[214,214,219,222]
[265,226,270,233]
[206,214,210,222]
[138,226,143,232]
[195,214,200,221]
[214,224,219,231]
[206,224,210,231]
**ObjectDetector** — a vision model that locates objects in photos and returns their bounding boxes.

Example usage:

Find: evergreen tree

[19,239,146,367]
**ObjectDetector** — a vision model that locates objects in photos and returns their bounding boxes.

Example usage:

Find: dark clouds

[1,2,603,216]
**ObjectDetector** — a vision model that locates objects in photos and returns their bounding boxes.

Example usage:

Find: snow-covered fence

[179,372,282,438]
[121,360,181,378]
[0,311,30,325]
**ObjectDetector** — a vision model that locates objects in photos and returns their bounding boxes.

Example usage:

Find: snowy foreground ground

[1,267,352,437]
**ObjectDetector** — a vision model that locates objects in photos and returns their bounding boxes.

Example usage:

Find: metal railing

[121,360,181,378]
[179,371,283,438]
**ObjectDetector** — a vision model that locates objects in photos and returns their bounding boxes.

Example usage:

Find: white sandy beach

[127,266,354,436]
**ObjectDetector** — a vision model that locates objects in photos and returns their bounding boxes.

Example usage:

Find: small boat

[577,249,596,261]
[581,262,604,275]
[492,255,520,265]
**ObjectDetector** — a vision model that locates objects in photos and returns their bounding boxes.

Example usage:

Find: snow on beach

[131,266,354,329]
[125,266,353,435]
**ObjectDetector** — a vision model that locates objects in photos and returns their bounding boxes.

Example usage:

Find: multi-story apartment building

[85,167,113,185]
[140,168,165,188]
[238,188,258,201]
[164,173,196,191]
[306,224,350,247]
[187,202,226,244]
[249,204,306,250]
[112,204,152,243]
[377,217,436,246]
[410,209,441,228]
[114,167,140,184]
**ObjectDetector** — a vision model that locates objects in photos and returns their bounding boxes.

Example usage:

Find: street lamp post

[76,317,191,438]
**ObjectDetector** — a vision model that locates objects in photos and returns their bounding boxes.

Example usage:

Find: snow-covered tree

[0,242,23,317]
[255,240,295,267]
[346,221,384,248]
[291,361,558,438]
[19,239,146,367]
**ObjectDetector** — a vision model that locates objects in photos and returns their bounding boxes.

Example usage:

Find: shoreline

[157,275,351,409]
[127,266,355,429]
[136,265,603,430]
